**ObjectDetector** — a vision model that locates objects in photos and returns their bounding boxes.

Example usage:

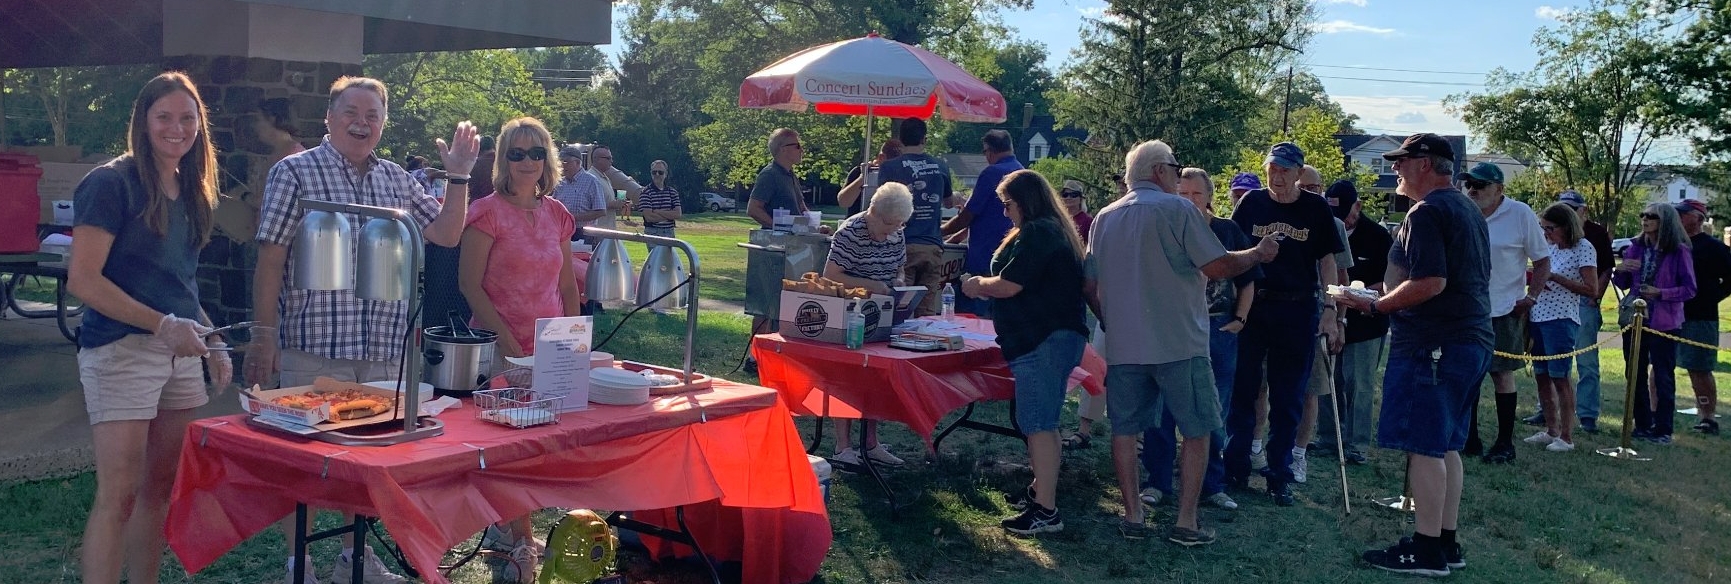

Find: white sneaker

[1205,492,1239,510]
[832,448,863,466]
[506,540,542,584]
[1139,487,1164,506]
[865,444,906,465]
[1291,447,1308,484]
[1523,430,1556,444]
[328,546,408,584]
[1250,440,1268,471]
[482,524,546,555]
[1546,437,1576,452]
[285,555,323,584]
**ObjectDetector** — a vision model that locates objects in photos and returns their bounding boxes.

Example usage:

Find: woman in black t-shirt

[962,169,1088,535]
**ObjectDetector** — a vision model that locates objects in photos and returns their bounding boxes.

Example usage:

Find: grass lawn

[4,302,1730,583]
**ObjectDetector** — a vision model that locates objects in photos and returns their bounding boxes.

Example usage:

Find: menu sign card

[533,316,593,412]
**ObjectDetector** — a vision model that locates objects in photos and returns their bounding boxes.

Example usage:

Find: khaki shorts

[1309,336,1334,396]
[1489,314,1529,373]
[79,334,209,424]
[903,244,945,317]
[278,348,401,388]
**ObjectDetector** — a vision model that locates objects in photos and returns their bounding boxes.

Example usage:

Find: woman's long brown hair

[995,169,1085,261]
[129,71,217,247]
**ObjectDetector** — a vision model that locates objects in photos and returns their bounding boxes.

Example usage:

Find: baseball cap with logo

[1558,190,1587,209]
[1456,162,1505,184]
[1324,180,1359,221]
[1382,133,1456,161]
[1676,198,1708,216]
[1229,172,1263,192]
[1266,142,1305,169]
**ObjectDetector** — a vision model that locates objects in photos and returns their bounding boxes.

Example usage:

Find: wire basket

[473,387,563,429]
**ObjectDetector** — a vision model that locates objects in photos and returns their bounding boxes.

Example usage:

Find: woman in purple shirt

[1611,202,1696,444]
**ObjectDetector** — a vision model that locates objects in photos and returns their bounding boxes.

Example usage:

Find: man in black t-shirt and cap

[1325,179,1392,464]
[1224,141,1344,507]
[1336,133,1492,576]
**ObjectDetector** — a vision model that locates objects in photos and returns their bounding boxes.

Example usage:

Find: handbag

[1616,289,1641,328]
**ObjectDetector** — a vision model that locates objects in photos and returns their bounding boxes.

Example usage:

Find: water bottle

[845,301,865,349]
[941,283,957,320]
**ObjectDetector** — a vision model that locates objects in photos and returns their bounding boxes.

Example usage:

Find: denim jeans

[1627,330,1680,436]
[1142,314,1237,496]
[1227,297,1319,487]
[1006,330,1087,433]
[1574,300,1603,419]
[1333,336,1386,449]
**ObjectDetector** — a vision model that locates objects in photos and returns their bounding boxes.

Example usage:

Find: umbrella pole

[859,106,874,211]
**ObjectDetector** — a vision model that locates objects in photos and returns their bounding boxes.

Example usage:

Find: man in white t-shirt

[1459,162,1550,464]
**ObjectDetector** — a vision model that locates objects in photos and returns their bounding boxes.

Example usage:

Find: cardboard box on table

[779,291,894,345]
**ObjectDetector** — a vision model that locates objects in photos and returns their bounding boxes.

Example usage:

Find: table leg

[824,418,904,519]
[607,508,723,584]
[348,516,367,584]
[933,401,1025,455]
[805,415,826,455]
[293,504,309,584]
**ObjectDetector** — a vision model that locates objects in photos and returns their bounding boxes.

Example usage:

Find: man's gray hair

[869,182,915,223]
[1180,167,1213,194]
[1124,140,1176,183]
[1427,154,1454,177]
[768,128,800,157]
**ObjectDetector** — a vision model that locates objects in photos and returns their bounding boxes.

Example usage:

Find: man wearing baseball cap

[1527,190,1616,433]
[1324,179,1392,464]
[1228,172,1263,208]
[1223,141,1344,506]
[1459,160,1550,464]
[1676,199,1731,434]
[1334,132,1491,576]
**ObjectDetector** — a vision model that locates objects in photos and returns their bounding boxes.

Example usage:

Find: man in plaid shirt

[246,76,479,389]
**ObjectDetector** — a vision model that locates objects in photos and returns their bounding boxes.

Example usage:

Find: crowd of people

[64,69,1729,584]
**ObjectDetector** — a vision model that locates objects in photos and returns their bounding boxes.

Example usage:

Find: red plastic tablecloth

[166,380,829,584]
[751,317,1106,444]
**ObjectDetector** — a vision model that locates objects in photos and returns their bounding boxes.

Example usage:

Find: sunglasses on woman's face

[505,147,548,162]
[1641,212,1659,220]
[651,170,666,176]
[1060,189,1083,199]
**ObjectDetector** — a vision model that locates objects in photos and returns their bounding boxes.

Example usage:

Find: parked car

[1612,237,1632,256]
[700,192,736,212]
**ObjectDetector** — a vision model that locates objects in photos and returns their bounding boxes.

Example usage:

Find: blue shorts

[1007,329,1086,434]
[1529,319,1579,378]
[1377,341,1491,458]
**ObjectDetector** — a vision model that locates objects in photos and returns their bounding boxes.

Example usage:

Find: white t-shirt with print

[1531,240,1597,324]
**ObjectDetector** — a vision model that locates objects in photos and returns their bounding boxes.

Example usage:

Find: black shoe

[1631,427,1655,440]
[1693,419,1721,435]
[1462,435,1484,457]
[1344,449,1368,465]
[1644,434,1673,445]
[1363,537,1450,577]
[1402,535,1465,569]
[1000,504,1063,535]
[1268,481,1295,507]
[1481,443,1516,464]
[1224,475,1251,493]
[1579,418,1599,434]
[1521,412,1546,426]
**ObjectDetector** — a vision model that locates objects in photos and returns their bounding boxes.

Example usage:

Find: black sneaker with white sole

[1000,503,1063,535]
[1363,537,1450,577]
[1402,535,1465,569]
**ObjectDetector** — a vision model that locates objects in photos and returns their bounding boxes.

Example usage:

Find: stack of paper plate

[589,367,652,405]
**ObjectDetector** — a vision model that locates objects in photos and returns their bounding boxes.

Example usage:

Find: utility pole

[1280,64,1295,135]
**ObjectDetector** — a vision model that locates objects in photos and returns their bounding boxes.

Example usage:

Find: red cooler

[0,153,43,253]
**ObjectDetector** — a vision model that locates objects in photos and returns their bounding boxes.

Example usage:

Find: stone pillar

[160,54,361,327]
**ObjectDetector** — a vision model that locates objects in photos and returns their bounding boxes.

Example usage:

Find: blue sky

[601,1,1694,160]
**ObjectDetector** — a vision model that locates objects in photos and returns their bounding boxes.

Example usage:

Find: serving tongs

[201,321,260,351]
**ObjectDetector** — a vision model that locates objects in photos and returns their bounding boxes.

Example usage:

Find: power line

[1311,63,1489,76]
[1314,75,1484,87]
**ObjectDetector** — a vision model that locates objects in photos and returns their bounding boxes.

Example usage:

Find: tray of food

[782,272,873,299]
[614,360,714,395]
[240,377,402,429]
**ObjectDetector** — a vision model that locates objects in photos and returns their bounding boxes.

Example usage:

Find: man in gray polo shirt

[1089,139,1277,544]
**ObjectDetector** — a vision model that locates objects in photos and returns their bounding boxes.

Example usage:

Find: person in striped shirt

[636,159,682,238]
[823,182,914,466]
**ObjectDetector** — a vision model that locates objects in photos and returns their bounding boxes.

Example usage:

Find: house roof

[942,153,990,179]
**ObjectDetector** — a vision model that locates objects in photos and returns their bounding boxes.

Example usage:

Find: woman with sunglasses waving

[1612,202,1696,445]
[636,160,682,238]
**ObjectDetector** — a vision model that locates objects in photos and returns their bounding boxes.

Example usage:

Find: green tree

[1216,106,1376,212]
[3,65,155,154]
[1645,0,1731,158]
[364,50,551,163]
[943,40,1056,153]
[1050,0,1317,194]
[1448,1,1675,226]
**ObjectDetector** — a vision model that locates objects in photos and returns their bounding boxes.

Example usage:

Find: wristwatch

[1368,300,1383,317]
[1233,315,1247,324]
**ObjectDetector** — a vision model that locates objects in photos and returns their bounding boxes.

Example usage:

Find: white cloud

[1321,0,1369,6]
[1535,6,1572,20]
[1310,20,1396,35]
[1333,95,1469,138]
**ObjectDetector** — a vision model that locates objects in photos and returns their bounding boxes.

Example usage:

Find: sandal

[1061,432,1091,449]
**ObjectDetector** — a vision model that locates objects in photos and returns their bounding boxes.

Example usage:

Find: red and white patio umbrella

[738,33,1007,163]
